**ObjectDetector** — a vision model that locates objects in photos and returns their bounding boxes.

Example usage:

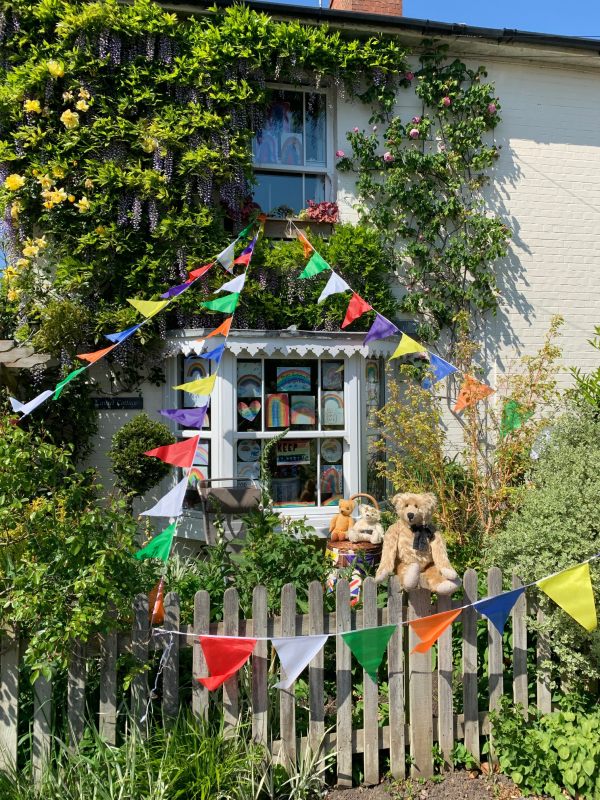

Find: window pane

[253,91,304,166]
[184,440,210,509]
[320,437,344,506]
[237,440,262,486]
[265,359,318,431]
[182,356,212,414]
[270,438,317,507]
[237,360,262,432]
[253,172,303,217]
[305,93,327,166]
[321,361,344,431]
[304,174,326,206]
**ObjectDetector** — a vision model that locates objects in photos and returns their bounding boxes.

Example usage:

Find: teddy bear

[348,504,385,545]
[374,492,460,595]
[329,498,355,542]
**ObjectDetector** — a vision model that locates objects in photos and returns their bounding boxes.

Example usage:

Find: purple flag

[363,313,400,344]
[474,587,526,634]
[160,406,208,428]
[161,282,190,299]
[422,352,458,389]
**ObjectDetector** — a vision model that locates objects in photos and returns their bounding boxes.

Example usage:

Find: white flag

[140,476,188,518]
[9,389,53,417]
[317,272,350,304]
[216,242,235,272]
[272,635,328,689]
[216,272,246,293]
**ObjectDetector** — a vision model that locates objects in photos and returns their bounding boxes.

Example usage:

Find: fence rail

[0,569,550,785]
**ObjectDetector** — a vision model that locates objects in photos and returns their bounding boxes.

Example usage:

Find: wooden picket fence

[0,568,553,786]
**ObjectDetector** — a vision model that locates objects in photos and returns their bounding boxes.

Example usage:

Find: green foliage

[0,414,148,677]
[485,404,600,686]
[108,411,174,498]
[338,46,510,343]
[491,698,600,799]
[569,325,600,410]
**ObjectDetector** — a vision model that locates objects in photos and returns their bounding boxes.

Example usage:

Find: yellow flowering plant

[4,173,25,191]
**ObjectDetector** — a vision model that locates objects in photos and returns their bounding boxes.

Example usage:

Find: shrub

[108,412,175,499]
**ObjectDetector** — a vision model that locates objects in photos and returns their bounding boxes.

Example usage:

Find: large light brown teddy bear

[375,492,460,595]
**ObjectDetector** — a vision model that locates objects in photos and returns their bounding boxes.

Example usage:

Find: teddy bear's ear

[391,493,406,513]
[422,493,437,514]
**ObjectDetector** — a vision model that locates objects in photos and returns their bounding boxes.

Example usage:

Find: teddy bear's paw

[440,567,458,580]
[348,532,360,543]
[374,569,390,584]
[435,579,461,595]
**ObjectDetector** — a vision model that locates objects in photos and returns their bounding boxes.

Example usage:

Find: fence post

[279,583,297,771]
[162,592,180,721]
[99,632,117,744]
[0,635,19,772]
[462,569,480,763]
[67,640,86,750]
[436,594,454,770]
[308,580,325,756]
[252,585,268,747]
[407,588,433,779]
[511,575,528,718]
[387,576,405,780]
[193,590,210,720]
[362,577,379,785]
[223,587,240,732]
[336,579,352,788]
[32,672,52,785]
[131,593,149,735]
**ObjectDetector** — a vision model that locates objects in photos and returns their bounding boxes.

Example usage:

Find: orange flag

[195,317,232,346]
[453,375,495,413]
[409,608,463,653]
[148,577,165,625]
[77,344,117,364]
[297,231,313,259]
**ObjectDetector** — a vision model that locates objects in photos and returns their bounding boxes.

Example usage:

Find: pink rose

[409,128,420,139]
[353,126,359,132]
[383,151,394,162]
[442,96,452,107]
[405,71,414,81]
[335,150,345,158]
[411,115,421,124]
[487,102,497,114]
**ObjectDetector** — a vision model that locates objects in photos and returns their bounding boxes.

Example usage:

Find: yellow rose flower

[4,174,25,191]
[22,244,40,258]
[7,289,21,302]
[62,91,74,102]
[38,174,53,190]
[95,225,106,235]
[84,178,94,190]
[75,99,89,112]
[47,60,65,78]
[15,259,29,270]
[76,196,90,213]
[141,136,158,153]
[52,187,68,203]
[78,88,91,100]
[52,165,65,179]
[43,200,54,210]
[60,109,79,129]
[10,201,22,220]
[24,99,42,114]
[4,266,17,278]
[34,236,48,250]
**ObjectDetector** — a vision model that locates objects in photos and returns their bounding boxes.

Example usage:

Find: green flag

[53,366,88,400]
[134,522,176,562]
[500,399,533,439]
[238,221,254,239]
[298,252,330,279]
[201,293,240,314]
[341,625,396,682]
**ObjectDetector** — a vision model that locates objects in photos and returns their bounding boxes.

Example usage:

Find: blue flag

[198,343,226,363]
[422,352,458,388]
[474,587,526,633]
[105,323,142,343]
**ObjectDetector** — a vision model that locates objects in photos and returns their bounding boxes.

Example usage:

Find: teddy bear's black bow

[410,524,434,552]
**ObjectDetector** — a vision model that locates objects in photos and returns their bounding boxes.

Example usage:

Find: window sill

[263,217,335,240]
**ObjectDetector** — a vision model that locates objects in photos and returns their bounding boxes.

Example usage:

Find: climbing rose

[335,150,345,158]
[409,128,420,139]
[60,109,79,129]
[442,96,452,107]
[353,126,359,132]
[4,174,25,191]
[411,116,421,124]
[383,152,394,162]
[24,99,42,114]
[47,60,64,78]
[405,71,414,81]
[488,102,497,114]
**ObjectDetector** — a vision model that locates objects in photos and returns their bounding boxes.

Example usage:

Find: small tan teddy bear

[329,498,355,542]
[375,492,460,595]
[348,504,385,545]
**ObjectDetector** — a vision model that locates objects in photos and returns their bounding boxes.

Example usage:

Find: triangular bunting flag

[134,521,177,561]
[474,587,526,634]
[139,477,188,518]
[341,625,396,682]
[187,263,213,282]
[202,317,233,341]
[298,252,330,279]
[9,389,53,417]
[390,333,426,359]
[161,282,191,299]
[318,272,351,304]
[159,407,208,429]
[422,353,458,389]
[217,273,246,294]
[409,608,462,653]
[454,375,495,413]
[127,299,169,318]
[198,636,257,690]
[53,366,88,400]
[500,399,533,439]
[198,343,226,363]
[234,236,257,266]
[201,293,240,314]
[105,323,142,343]
[216,242,235,272]
[77,344,117,364]
[145,434,199,469]
[537,562,598,632]
[149,577,165,625]
[173,372,217,396]
[341,293,372,329]
[364,313,400,344]
[238,221,255,239]
[297,231,313,259]
[272,635,328,689]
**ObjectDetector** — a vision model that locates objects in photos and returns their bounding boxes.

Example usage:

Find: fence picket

[99,632,117,744]
[0,635,19,771]
[67,640,86,749]
[32,673,52,784]
[511,575,528,718]
[279,584,297,770]
[387,577,405,780]
[462,569,480,763]
[407,588,433,778]
[223,587,240,731]
[163,593,180,720]
[362,577,379,785]
[436,594,454,770]
[308,580,325,755]
[252,585,268,747]
[336,579,352,787]
[131,593,149,734]
[536,605,552,714]
[487,568,503,764]
[193,590,210,720]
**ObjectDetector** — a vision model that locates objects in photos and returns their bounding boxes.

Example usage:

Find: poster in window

[237,362,262,398]
[266,393,290,427]
[237,462,260,481]
[237,400,261,423]
[276,365,311,393]
[320,464,343,497]
[277,439,311,466]
[366,359,380,408]
[237,440,261,462]
[183,357,210,408]
[322,361,344,391]
[321,391,344,427]
[187,441,210,488]
[291,395,316,426]
[321,438,343,464]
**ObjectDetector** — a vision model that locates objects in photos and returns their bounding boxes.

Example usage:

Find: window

[252,89,330,217]
[179,356,212,508]
[236,357,345,508]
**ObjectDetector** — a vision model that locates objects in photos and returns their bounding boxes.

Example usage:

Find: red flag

[144,434,199,469]
[341,293,372,329]
[77,344,117,364]
[453,375,495,413]
[409,608,462,653]
[198,636,257,690]
[186,263,213,283]
[148,578,165,625]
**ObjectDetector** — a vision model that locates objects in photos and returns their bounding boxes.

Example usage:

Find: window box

[262,217,334,240]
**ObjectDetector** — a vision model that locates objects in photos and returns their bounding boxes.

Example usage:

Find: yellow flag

[173,372,217,396]
[390,333,426,360]
[127,299,169,318]
[537,562,597,632]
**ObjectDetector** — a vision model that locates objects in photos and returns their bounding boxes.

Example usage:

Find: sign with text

[92,397,143,410]
[276,439,311,466]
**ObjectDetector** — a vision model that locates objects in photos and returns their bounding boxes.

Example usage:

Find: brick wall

[329,0,403,16]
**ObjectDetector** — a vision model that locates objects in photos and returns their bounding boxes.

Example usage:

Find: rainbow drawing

[276,366,311,393]
[321,391,344,426]
[237,362,262,398]
[320,465,343,497]
[366,361,379,383]
[237,462,260,480]
[188,465,208,488]
[193,442,209,467]
[291,395,316,425]
[184,357,208,382]
[266,393,290,428]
